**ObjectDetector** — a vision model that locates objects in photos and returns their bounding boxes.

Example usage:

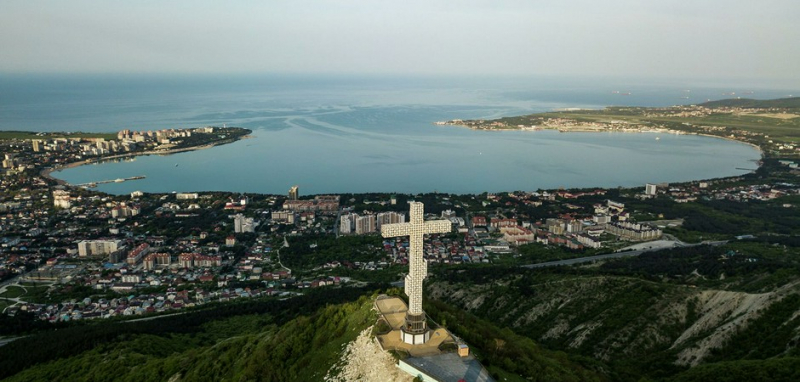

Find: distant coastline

[437,118,765,159]
[433,98,800,163]
[41,132,253,188]
[38,100,777,195]
[437,120,679,134]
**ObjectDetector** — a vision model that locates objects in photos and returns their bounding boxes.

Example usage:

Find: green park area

[0,283,52,303]
[0,286,27,299]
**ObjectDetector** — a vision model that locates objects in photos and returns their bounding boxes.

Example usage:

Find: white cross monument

[381,201,451,345]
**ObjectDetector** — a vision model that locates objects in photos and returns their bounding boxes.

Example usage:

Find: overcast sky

[1,0,798,83]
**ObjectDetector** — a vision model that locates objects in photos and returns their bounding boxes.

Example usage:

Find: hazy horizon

[2,1,799,87]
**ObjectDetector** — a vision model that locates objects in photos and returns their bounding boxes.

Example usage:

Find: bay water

[0,74,773,195]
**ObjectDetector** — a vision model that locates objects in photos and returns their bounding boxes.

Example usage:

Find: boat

[655,137,661,141]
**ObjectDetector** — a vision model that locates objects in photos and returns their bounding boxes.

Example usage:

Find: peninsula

[436,97,800,158]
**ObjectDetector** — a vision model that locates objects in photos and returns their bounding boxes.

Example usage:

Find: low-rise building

[78,239,124,257]
[605,222,662,241]
[127,243,151,266]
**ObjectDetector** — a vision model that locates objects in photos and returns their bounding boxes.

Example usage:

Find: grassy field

[536,110,800,142]
[0,284,51,302]
[0,131,117,141]
[0,286,26,299]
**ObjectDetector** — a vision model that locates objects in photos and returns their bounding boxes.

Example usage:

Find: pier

[77,175,146,188]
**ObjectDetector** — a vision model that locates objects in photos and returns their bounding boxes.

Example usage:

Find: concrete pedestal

[401,311,431,345]
[401,328,432,345]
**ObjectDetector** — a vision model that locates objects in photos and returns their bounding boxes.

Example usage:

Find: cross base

[401,312,431,345]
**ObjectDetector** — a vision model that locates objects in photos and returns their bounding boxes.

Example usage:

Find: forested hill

[426,239,800,382]
[0,287,375,381]
[698,97,800,109]
[0,287,604,381]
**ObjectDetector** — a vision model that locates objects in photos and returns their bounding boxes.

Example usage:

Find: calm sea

[1,74,780,195]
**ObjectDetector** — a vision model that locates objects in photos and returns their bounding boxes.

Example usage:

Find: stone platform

[375,296,452,357]
[374,295,494,381]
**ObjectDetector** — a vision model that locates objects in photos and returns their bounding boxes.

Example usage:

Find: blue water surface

[0,74,772,194]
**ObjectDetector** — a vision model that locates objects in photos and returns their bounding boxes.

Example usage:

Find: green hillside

[698,97,800,109]
[0,286,604,381]
[669,358,800,382]
[426,241,800,381]
[0,287,372,381]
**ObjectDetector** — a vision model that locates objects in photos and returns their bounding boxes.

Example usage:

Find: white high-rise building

[339,214,355,234]
[645,183,657,196]
[377,211,405,228]
[78,239,124,257]
[2,154,15,169]
[234,214,255,233]
[234,214,244,232]
[355,214,376,234]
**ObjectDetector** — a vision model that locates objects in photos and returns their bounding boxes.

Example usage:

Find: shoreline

[439,122,676,134]
[41,131,765,196]
[41,136,250,188]
[693,132,764,153]
[439,122,765,158]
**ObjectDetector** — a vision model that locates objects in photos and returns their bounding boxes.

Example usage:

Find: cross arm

[423,220,452,235]
[381,223,412,238]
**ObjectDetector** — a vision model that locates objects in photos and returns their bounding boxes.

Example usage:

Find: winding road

[521,239,728,269]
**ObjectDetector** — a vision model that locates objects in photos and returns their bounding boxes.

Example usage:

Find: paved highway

[521,240,728,269]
